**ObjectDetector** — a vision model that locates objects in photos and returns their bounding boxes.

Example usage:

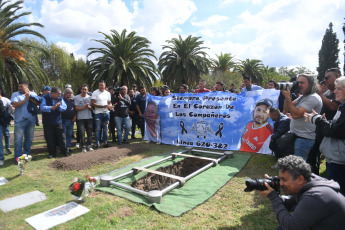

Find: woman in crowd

[304,76,345,196]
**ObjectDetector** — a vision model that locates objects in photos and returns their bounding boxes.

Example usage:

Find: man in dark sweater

[259,155,345,230]
[114,86,131,144]
[41,87,68,158]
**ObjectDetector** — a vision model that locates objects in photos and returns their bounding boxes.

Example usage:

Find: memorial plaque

[25,202,90,230]
[0,177,8,186]
[0,190,47,212]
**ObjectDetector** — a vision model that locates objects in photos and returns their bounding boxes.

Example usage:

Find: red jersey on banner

[240,121,273,153]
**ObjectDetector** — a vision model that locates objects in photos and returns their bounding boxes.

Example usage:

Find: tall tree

[236,59,264,85]
[158,35,211,90]
[316,22,340,81]
[0,0,47,95]
[87,29,159,90]
[211,52,236,74]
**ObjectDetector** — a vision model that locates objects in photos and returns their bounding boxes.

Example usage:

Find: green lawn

[0,128,327,230]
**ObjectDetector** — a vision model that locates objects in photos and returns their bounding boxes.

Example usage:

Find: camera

[275,81,299,91]
[244,176,280,194]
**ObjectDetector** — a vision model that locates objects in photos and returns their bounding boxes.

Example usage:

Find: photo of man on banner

[240,98,273,154]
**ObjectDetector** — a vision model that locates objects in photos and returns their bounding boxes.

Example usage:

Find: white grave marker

[0,177,8,186]
[25,202,90,230]
[0,190,47,212]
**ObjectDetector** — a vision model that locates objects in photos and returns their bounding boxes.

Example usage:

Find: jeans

[77,119,93,147]
[94,113,110,145]
[294,138,314,161]
[115,116,131,143]
[2,123,10,149]
[62,119,74,148]
[14,119,35,159]
[0,125,4,160]
[326,162,345,196]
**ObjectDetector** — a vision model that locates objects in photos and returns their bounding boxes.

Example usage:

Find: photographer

[259,155,345,230]
[281,74,322,161]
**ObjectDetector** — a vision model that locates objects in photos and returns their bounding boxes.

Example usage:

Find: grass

[0,127,327,230]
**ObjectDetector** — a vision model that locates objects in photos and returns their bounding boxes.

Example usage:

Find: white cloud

[208,0,345,70]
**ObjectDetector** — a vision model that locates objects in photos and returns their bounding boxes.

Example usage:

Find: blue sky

[22,0,345,73]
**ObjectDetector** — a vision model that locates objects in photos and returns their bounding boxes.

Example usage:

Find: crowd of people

[0,68,345,228]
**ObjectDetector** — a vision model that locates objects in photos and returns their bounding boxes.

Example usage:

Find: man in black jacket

[114,86,131,144]
[259,155,345,230]
[269,108,291,159]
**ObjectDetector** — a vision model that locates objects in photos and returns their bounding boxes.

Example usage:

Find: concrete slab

[0,190,47,213]
[0,177,8,186]
[25,202,90,230]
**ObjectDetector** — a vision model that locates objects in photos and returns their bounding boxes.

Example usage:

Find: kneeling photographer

[257,155,345,230]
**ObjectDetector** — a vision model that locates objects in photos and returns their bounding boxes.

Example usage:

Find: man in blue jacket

[41,87,68,158]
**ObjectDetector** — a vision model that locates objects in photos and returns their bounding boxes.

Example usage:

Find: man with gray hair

[281,74,322,161]
[259,155,345,230]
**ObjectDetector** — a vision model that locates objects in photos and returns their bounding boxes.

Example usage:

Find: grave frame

[100,148,233,204]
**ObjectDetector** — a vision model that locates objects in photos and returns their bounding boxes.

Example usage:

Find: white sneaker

[82,147,87,153]
[87,146,94,151]
[0,160,4,166]
[76,143,80,148]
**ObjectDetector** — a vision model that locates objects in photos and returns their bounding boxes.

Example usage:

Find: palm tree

[0,0,47,95]
[211,52,236,74]
[87,29,159,90]
[236,59,264,85]
[158,35,211,89]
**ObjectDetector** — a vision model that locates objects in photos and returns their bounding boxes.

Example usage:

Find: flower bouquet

[17,154,32,175]
[69,175,97,202]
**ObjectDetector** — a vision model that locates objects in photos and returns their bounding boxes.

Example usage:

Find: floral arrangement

[69,175,97,201]
[17,154,32,175]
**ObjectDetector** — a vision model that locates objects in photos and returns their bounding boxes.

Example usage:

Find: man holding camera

[259,155,345,230]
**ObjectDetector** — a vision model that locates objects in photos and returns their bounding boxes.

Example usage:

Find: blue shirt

[241,84,263,93]
[40,94,67,113]
[11,91,38,123]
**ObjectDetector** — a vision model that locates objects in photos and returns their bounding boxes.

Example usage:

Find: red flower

[73,182,81,192]
[92,178,97,183]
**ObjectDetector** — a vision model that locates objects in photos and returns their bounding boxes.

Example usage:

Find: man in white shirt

[91,80,113,149]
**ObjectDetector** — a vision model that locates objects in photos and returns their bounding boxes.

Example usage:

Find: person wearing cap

[240,98,274,154]
[42,86,51,95]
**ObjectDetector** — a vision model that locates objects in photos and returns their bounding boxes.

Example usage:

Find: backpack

[0,100,13,124]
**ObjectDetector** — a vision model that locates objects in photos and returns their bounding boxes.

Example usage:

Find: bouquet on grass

[69,175,97,202]
[17,154,32,175]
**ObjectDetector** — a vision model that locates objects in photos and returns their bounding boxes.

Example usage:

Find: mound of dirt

[50,144,149,171]
[132,158,210,191]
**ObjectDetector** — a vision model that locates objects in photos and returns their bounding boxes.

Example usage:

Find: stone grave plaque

[0,177,8,186]
[0,190,47,212]
[25,202,90,230]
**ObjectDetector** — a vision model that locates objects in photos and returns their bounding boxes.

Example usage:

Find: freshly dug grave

[50,144,149,171]
[132,158,211,192]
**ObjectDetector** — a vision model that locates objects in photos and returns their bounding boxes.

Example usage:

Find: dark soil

[50,144,149,171]
[132,158,211,192]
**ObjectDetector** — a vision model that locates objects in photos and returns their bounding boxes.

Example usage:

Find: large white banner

[144,89,280,154]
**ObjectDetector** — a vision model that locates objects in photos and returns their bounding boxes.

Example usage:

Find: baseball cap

[43,86,51,91]
[256,98,273,109]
